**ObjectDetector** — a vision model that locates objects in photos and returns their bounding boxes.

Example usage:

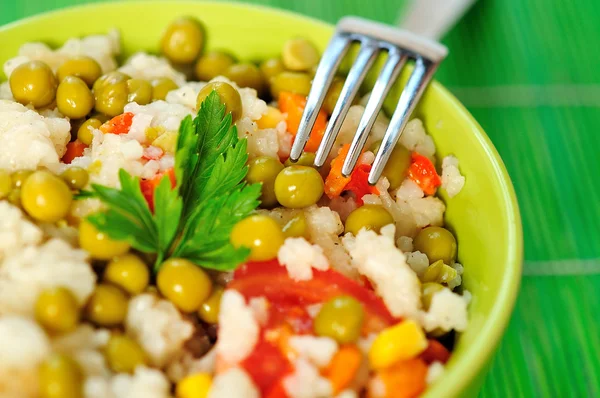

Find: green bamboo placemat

[1,0,599,396]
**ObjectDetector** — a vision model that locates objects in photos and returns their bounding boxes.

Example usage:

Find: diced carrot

[407,152,441,195]
[344,163,379,205]
[140,168,176,212]
[376,358,428,398]
[62,140,88,164]
[324,345,363,394]
[324,144,352,199]
[420,339,451,364]
[278,91,327,152]
[100,112,135,135]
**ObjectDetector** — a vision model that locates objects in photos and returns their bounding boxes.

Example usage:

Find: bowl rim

[0,1,523,396]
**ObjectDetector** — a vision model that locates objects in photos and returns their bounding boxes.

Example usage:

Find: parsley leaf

[83,90,260,273]
[86,170,158,253]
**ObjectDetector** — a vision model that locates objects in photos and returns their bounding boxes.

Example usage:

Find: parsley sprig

[85,91,260,272]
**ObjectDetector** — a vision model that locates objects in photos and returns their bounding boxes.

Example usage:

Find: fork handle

[397,0,477,40]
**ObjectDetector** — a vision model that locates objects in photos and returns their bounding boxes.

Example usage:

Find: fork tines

[289,17,448,185]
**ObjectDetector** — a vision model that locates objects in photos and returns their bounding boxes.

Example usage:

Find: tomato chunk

[62,140,87,164]
[407,152,441,195]
[420,339,451,364]
[344,163,379,205]
[241,337,292,396]
[324,144,378,204]
[278,92,327,153]
[140,168,176,212]
[230,260,396,335]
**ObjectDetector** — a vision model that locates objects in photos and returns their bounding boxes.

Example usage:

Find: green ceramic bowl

[0,2,523,397]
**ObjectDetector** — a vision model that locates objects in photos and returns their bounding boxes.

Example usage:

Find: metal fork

[289,17,448,185]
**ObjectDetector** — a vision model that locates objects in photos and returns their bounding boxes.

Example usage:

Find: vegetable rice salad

[0,16,469,398]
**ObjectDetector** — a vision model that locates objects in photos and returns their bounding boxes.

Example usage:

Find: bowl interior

[0,2,523,396]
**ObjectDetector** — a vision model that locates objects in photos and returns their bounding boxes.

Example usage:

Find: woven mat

[2,0,599,395]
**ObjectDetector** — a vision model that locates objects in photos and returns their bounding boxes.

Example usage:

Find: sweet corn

[257,106,284,129]
[176,372,212,398]
[368,319,428,370]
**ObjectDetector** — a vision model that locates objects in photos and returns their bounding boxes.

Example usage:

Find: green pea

[195,51,235,81]
[260,58,285,82]
[60,167,89,190]
[0,170,11,199]
[92,71,130,117]
[282,211,309,238]
[11,169,32,188]
[7,188,21,207]
[323,78,344,115]
[344,204,394,236]
[35,287,80,334]
[105,334,147,373]
[421,282,445,310]
[9,60,57,108]
[77,118,102,146]
[274,165,324,208]
[246,156,284,208]
[270,71,312,98]
[126,79,152,105]
[421,260,458,285]
[284,152,316,168]
[282,38,320,71]
[38,354,83,398]
[370,140,412,190]
[224,63,265,93]
[413,226,457,264]
[151,77,178,101]
[196,81,243,122]
[56,76,95,119]
[160,17,204,64]
[314,295,365,344]
[57,56,102,87]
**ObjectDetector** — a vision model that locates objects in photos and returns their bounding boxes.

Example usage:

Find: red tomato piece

[264,377,290,398]
[407,152,441,195]
[344,163,379,205]
[139,168,176,212]
[230,260,396,335]
[100,112,134,135]
[62,140,88,164]
[420,339,451,364]
[242,337,293,396]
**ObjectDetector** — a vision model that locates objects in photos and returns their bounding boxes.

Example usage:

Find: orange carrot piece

[377,358,428,398]
[100,112,135,135]
[324,144,352,199]
[324,345,363,394]
[278,91,327,152]
[62,140,88,164]
[407,152,441,195]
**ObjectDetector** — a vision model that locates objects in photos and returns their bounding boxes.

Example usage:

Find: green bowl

[0,2,523,396]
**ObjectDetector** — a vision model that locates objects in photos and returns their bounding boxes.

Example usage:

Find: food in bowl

[0,15,470,398]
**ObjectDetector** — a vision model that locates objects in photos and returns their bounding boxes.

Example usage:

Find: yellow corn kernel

[88,160,103,175]
[152,131,178,153]
[176,372,212,398]
[368,319,428,370]
[257,106,284,129]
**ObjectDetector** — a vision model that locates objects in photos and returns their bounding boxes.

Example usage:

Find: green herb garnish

[85,91,260,272]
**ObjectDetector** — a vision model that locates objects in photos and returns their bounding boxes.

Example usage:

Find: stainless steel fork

[289,17,448,184]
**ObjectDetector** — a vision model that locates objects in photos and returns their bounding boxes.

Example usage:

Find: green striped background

[1,0,599,395]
